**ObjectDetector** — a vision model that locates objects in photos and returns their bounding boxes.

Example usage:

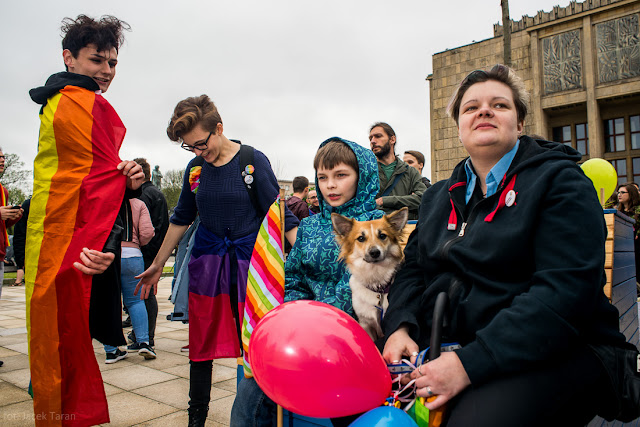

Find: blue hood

[315,137,381,220]
[284,136,383,317]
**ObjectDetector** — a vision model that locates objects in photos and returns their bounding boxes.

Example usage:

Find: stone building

[278,179,293,194]
[428,0,640,183]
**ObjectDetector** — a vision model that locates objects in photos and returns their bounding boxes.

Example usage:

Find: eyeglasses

[0,156,5,159]
[181,132,212,152]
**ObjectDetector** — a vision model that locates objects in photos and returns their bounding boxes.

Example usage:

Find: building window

[552,126,571,146]
[605,118,626,152]
[631,115,640,150]
[575,123,588,155]
[633,157,640,186]
[552,123,588,155]
[612,158,627,185]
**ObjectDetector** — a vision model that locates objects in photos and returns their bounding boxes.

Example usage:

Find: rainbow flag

[241,196,285,377]
[26,85,126,426]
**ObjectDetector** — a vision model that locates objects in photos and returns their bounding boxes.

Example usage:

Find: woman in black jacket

[382,65,630,425]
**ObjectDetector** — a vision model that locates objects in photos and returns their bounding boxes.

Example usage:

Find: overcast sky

[1,0,565,189]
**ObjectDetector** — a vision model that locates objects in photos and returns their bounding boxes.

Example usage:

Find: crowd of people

[0,11,638,427]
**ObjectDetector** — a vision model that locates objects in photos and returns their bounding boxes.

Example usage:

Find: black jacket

[138,181,169,269]
[383,136,627,386]
[89,187,141,346]
[13,197,30,268]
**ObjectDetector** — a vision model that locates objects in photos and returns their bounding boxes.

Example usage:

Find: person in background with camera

[11,196,30,287]
[0,147,23,367]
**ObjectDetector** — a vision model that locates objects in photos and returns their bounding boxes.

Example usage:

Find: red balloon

[250,300,392,418]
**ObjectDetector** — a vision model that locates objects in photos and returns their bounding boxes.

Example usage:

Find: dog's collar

[375,272,396,295]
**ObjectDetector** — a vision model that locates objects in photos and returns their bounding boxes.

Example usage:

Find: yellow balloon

[580,158,617,206]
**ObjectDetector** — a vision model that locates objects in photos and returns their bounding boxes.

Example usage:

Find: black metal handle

[429,292,449,361]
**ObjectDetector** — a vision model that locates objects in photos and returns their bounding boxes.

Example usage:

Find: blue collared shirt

[464,139,520,204]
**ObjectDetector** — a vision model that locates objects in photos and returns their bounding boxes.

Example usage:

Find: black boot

[187,406,208,427]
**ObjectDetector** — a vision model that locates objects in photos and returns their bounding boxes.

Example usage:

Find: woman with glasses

[615,182,640,221]
[135,95,299,427]
[382,65,632,425]
[615,182,640,297]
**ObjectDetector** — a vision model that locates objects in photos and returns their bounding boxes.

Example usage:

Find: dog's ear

[385,207,409,233]
[331,213,354,237]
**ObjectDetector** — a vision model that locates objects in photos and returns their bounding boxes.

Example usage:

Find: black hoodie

[30,72,99,108]
[383,135,627,386]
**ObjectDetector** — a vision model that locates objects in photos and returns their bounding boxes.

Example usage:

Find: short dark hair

[167,95,223,141]
[313,140,359,175]
[292,176,309,193]
[446,64,529,125]
[369,122,396,140]
[133,158,151,182]
[404,150,425,165]
[61,15,130,58]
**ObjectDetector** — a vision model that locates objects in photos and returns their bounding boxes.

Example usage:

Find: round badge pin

[505,190,516,207]
[245,165,255,175]
[244,175,254,185]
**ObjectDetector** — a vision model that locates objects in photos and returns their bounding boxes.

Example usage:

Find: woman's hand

[410,351,471,410]
[73,248,115,275]
[0,206,22,221]
[382,326,420,364]
[134,263,162,300]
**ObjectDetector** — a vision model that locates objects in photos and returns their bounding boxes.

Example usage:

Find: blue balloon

[349,406,418,427]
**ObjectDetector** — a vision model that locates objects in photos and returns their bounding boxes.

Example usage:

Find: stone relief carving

[542,30,582,94]
[596,14,640,83]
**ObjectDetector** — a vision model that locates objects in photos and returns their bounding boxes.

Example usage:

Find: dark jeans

[443,347,612,426]
[144,293,158,345]
[230,376,277,427]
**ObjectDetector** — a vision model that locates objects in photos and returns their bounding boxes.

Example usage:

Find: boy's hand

[118,160,144,190]
[73,248,115,275]
[376,197,384,206]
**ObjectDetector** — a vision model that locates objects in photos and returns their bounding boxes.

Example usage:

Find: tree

[161,169,185,214]
[0,153,32,205]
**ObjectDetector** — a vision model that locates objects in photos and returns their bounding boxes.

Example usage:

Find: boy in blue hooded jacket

[232,138,382,427]
[285,137,383,315]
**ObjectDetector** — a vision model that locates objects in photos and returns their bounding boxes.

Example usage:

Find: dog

[331,207,409,340]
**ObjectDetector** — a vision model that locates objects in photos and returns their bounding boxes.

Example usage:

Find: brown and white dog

[331,207,409,340]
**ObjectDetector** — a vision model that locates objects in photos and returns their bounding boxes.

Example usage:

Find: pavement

[0,276,237,426]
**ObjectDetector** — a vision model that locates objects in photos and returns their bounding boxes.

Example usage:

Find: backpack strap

[381,171,405,197]
[189,141,265,219]
[235,141,265,219]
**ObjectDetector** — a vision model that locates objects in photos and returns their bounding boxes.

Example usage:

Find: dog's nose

[369,248,381,259]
